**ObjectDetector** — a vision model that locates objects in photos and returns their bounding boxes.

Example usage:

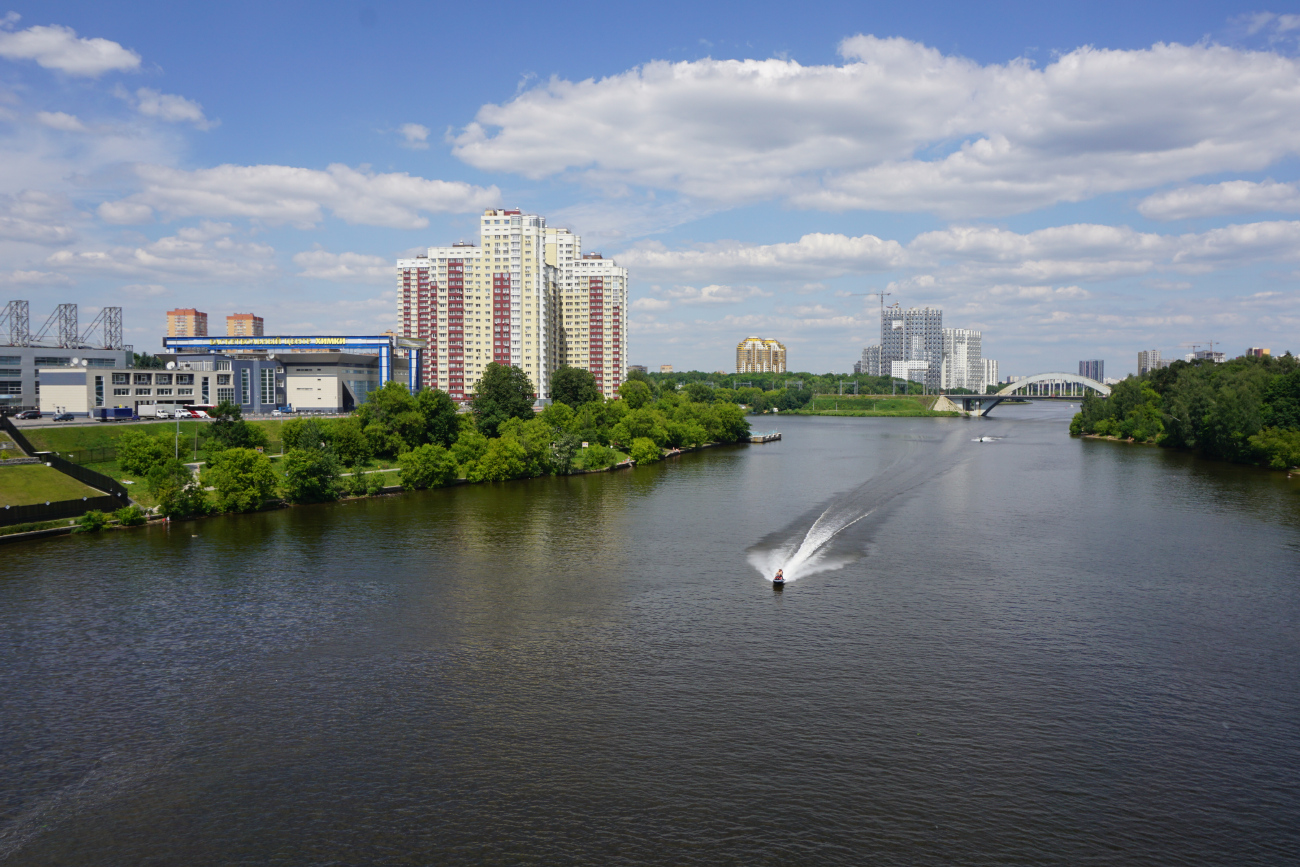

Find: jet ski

[773,571,786,589]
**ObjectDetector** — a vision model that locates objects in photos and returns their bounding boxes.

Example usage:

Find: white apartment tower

[940,328,983,392]
[397,209,628,401]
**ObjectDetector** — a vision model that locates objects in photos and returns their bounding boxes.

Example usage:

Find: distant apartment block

[982,359,998,391]
[859,344,882,377]
[1078,359,1104,381]
[659,364,673,374]
[1247,347,1271,357]
[167,308,208,337]
[1185,349,1226,363]
[1137,350,1161,375]
[882,306,942,390]
[397,208,628,401]
[736,336,786,373]
[627,364,648,375]
[227,313,264,337]
[941,328,984,391]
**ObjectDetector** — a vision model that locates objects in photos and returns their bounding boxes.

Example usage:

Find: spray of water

[747,503,873,583]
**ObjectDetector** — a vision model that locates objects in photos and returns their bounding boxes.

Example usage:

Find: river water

[3,404,1299,865]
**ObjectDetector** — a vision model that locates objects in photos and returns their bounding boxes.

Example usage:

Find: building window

[113,388,130,396]
[260,367,275,405]
[87,358,117,368]
[0,356,18,365]
[156,388,173,396]
[175,374,194,385]
[217,374,230,386]
[240,368,250,404]
[0,381,20,395]
[154,373,172,385]
[216,360,232,372]
[135,388,152,395]
[177,387,193,395]
[202,377,210,402]
[95,375,104,407]
[134,373,152,385]
[112,372,129,384]
[0,368,19,377]
[35,357,71,367]
[216,387,235,404]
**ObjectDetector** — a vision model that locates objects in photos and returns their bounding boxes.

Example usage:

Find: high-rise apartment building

[983,359,999,391]
[860,344,882,377]
[882,306,943,390]
[397,209,627,401]
[1247,347,1271,357]
[167,308,208,337]
[660,365,673,374]
[1078,359,1104,381]
[941,328,983,391]
[227,313,264,337]
[1137,350,1161,375]
[736,336,786,373]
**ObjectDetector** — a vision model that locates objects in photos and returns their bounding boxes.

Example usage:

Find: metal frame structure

[945,372,1110,417]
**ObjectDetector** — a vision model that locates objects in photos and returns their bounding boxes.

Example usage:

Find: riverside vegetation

[1070,353,1300,469]
[105,364,750,520]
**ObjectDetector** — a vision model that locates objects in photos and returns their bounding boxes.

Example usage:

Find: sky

[1,1,1299,377]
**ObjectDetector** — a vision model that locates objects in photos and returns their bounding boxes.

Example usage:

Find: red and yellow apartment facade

[397,209,627,401]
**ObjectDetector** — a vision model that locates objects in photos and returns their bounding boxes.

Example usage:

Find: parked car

[53,412,75,422]
[16,410,40,419]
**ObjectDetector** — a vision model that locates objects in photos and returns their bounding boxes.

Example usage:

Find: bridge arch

[996,372,1110,397]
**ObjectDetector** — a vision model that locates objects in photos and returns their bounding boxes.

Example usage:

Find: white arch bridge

[938,372,1111,417]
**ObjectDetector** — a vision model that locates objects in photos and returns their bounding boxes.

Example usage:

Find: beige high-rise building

[227,313,264,337]
[167,308,208,337]
[397,209,627,401]
[736,336,786,373]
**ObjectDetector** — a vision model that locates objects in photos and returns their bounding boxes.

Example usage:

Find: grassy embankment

[789,394,960,417]
[0,464,103,506]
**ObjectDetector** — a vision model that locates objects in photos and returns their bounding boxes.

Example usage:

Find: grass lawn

[23,418,289,457]
[0,464,104,506]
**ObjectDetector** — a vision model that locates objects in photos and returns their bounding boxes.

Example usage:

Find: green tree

[114,505,147,526]
[281,447,341,503]
[550,365,601,408]
[580,442,617,470]
[399,443,459,489]
[469,436,528,481]
[1249,427,1300,468]
[498,416,554,476]
[282,417,333,452]
[472,363,536,437]
[451,429,489,473]
[330,416,372,466]
[76,510,108,532]
[203,448,278,512]
[146,459,209,518]
[416,387,461,448]
[629,437,662,464]
[117,429,171,476]
[539,400,575,431]
[355,380,424,455]
[132,352,165,369]
[685,381,714,403]
[551,432,581,475]
[618,379,653,409]
[205,401,268,452]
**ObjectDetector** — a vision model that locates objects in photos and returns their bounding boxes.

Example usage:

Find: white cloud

[99,163,500,229]
[663,284,772,304]
[96,200,154,225]
[292,249,391,283]
[35,110,87,132]
[620,232,905,282]
[397,123,429,150]
[1138,180,1300,220]
[0,21,141,77]
[120,283,169,297]
[453,36,1300,218]
[0,190,76,244]
[45,222,277,282]
[0,268,72,286]
[630,296,671,311]
[132,87,216,129]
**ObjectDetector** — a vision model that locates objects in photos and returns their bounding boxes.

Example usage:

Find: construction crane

[848,290,892,327]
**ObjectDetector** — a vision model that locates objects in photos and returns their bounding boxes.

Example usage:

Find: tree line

[1070,353,1300,468]
[115,363,752,519]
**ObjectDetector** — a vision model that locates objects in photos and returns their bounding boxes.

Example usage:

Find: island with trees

[1070,353,1300,469]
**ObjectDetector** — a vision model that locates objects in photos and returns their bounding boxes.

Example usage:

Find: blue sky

[1,1,1298,377]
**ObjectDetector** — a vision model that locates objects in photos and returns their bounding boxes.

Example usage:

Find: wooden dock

[748,431,782,443]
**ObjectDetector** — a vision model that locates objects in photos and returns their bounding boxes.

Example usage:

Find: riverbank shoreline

[1078,432,1300,476]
